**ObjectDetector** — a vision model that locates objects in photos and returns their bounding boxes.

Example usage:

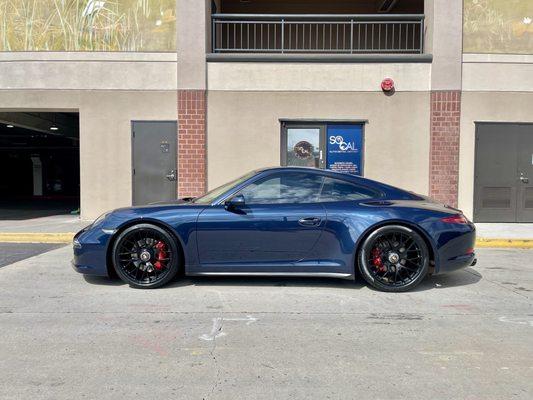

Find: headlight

[73,238,82,249]
[92,212,110,226]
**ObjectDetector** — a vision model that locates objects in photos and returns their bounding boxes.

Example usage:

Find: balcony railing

[212,14,425,55]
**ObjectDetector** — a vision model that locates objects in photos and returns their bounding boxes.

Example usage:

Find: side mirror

[225,194,246,210]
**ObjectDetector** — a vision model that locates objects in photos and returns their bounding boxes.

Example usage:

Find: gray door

[517,126,533,222]
[132,121,177,206]
[474,123,533,222]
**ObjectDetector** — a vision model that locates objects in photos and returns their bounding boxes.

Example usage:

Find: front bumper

[72,225,114,277]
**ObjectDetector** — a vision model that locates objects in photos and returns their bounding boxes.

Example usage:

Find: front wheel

[112,224,180,289]
[358,225,429,292]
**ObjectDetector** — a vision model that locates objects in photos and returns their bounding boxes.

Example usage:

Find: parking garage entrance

[0,112,80,219]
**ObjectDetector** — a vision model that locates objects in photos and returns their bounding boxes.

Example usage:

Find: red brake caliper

[154,241,167,271]
[371,248,386,273]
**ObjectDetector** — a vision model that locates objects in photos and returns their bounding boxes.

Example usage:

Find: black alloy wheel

[112,224,180,289]
[358,225,429,292]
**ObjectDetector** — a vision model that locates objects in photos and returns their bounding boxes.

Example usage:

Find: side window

[320,177,378,202]
[239,172,324,205]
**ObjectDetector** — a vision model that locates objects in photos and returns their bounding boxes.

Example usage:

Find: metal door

[474,123,533,222]
[517,125,533,222]
[132,121,177,205]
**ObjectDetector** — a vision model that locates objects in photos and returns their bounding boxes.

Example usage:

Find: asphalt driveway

[0,246,531,399]
[0,243,64,268]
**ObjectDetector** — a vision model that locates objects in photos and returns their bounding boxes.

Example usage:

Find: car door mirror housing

[225,194,246,209]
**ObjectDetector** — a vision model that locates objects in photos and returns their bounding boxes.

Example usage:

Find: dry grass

[0,0,176,51]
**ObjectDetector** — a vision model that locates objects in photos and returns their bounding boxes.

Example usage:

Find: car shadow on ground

[83,268,482,292]
[413,268,482,292]
[84,274,365,290]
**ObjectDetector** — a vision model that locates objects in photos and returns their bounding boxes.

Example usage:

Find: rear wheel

[112,224,180,289]
[358,225,429,292]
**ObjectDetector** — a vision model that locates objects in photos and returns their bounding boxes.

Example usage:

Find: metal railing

[212,14,425,54]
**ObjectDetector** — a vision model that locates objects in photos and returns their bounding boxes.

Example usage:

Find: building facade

[0,0,532,222]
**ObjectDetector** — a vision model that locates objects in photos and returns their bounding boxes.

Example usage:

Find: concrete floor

[0,214,88,234]
[0,246,532,399]
[0,199,80,220]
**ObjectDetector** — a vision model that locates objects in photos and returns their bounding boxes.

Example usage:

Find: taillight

[441,214,469,224]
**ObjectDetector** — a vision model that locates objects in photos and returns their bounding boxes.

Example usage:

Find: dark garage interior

[214,0,424,14]
[0,112,80,219]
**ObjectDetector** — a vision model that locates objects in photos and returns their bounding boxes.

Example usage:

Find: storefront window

[281,122,365,176]
[0,0,176,52]
[464,0,533,54]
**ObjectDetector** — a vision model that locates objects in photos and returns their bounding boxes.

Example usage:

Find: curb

[475,239,533,249]
[0,233,75,244]
[0,233,532,248]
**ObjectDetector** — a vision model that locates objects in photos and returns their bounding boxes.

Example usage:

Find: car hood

[148,198,196,206]
[113,198,199,212]
[93,199,207,230]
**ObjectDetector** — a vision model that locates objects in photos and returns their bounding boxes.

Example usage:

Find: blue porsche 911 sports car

[73,167,476,292]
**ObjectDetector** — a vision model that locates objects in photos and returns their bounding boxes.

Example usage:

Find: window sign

[326,125,364,175]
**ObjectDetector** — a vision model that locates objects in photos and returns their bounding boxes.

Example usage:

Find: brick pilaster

[429,91,461,207]
[177,89,206,198]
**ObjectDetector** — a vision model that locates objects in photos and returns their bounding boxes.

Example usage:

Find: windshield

[192,171,257,205]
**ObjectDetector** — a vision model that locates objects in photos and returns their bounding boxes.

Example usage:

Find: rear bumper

[437,252,476,274]
[434,222,476,274]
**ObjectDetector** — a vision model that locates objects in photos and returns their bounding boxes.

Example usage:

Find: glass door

[281,124,326,169]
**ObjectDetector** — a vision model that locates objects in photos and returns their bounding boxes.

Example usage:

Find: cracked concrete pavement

[0,246,532,399]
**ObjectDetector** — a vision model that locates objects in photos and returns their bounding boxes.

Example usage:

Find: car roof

[251,167,419,200]
[254,166,368,182]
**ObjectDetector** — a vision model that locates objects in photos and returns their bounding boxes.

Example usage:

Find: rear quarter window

[320,177,379,202]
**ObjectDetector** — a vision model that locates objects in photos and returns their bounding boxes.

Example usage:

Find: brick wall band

[429,91,461,207]
[178,89,207,198]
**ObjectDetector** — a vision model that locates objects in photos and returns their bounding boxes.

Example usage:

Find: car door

[196,171,327,271]
[311,176,384,273]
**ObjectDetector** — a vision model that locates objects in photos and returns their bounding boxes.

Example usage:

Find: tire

[112,223,181,289]
[358,225,429,292]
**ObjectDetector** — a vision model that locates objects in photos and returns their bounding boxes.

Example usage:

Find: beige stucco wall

[0,90,177,220]
[0,52,178,90]
[207,91,430,195]
[459,92,533,219]
[208,62,431,92]
[463,54,533,92]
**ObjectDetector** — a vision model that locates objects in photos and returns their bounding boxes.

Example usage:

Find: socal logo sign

[329,135,356,152]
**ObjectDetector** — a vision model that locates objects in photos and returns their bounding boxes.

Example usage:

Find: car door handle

[298,217,322,227]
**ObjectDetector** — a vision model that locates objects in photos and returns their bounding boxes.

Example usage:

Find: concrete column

[429,0,463,91]
[177,0,209,196]
[427,0,463,206]
[177,0,208,91]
